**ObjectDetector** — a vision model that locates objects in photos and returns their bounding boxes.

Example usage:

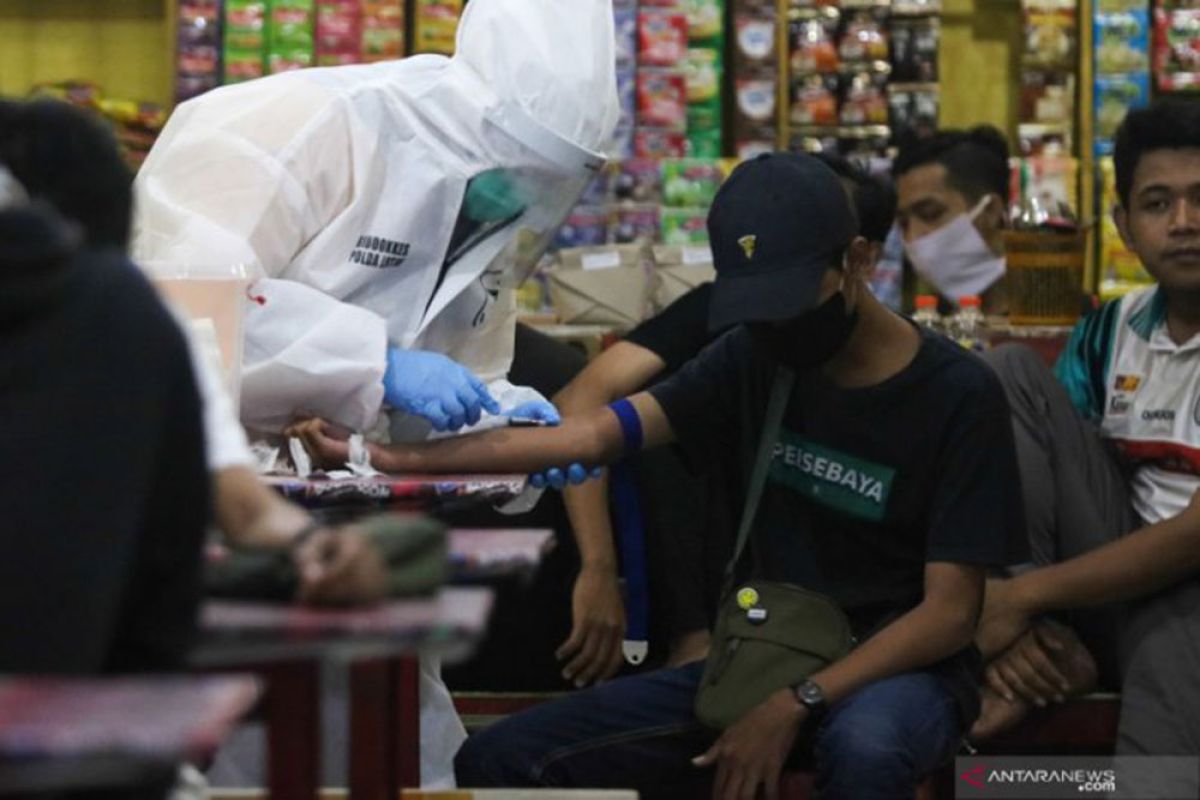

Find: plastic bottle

[912,294,943,334]
[950,295,988,352]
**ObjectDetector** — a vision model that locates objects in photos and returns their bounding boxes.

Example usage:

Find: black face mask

[747,291,859,370]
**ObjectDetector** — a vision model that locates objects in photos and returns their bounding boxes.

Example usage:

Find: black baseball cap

[707,152,859,332]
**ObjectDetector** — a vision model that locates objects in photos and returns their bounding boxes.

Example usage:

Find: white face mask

[903,196,1005,301]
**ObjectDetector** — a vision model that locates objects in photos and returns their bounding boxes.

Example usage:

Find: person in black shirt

[549,156,897,686]
[0,179,210,677]
[290,153,1027,800]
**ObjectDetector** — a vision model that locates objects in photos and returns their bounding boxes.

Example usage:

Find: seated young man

[893,125,1011,314]
[549,156,898,686]
[969,99,1200,757]
[290,152,1027,800]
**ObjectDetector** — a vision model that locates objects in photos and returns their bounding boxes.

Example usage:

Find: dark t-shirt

[625,284,716,372]
[648,323,1028,722]
[0,247,210,675]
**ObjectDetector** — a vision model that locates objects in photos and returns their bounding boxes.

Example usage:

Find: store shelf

[0,0,175,105]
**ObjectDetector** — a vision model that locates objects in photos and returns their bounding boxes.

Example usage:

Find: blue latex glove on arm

[502,400,602,489]
[383,348,501,432]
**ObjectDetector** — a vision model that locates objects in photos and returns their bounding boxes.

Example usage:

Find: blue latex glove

[383,348,501,432]
[530,464,604,490]
[505,399,562,426]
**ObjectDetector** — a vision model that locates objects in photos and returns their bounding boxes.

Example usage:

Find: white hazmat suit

[133,0,619,786]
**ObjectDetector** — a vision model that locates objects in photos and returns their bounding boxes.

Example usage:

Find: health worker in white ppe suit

[132,0,619,786]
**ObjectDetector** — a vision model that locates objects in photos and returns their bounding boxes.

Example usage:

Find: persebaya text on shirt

[769,431,895,522]
[349,235,411,269]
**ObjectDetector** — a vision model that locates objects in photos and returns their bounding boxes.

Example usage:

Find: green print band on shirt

[769,430,896,522]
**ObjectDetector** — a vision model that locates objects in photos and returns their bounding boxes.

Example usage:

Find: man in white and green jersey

[976,99,1200,762]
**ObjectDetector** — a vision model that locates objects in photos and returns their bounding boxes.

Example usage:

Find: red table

[0,675,258,796]
[195,587,495,800]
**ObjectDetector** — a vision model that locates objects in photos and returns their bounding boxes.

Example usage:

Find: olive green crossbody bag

[694,367,855,730]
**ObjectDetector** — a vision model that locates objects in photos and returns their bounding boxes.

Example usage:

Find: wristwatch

[792,679,828,719]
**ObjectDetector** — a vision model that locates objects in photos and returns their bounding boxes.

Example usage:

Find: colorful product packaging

[1095,10,1151,74]
[1094,74,1150,152]
[638,8,690,67]
[614,158,665,203]
[268,0,315,74]
[661,158,726,207]
[177,0,222,101]
[316,0,362,66]
[735,10,778,73]
[660,207,711,245]
[637,70,689,130]
[684,0,724,42]
[889,17,939,83]
[223,0,268,83]
[790,8,840,74]
[635,129,690,159]
[413,0,458,55]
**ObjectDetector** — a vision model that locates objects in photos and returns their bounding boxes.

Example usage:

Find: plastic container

[912,294,944,334]
[1003,229,1085,326]
[950,295,988,352]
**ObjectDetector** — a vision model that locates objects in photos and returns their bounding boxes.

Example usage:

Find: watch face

[797,681,824,706]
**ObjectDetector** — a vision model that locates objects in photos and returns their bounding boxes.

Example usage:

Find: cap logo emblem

[738,235,757,260]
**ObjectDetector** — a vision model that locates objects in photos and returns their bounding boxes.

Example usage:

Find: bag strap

[724,366,795,583]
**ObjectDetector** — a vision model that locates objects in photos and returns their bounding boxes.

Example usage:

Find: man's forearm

[215,466,311,550]
[564,476,619,569]
[1012,507,1200,614]
[810,596,979,706]
[367,407,624,474]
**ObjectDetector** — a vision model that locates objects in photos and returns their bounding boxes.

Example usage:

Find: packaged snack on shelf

[1094,73,1150,148]
[1154,8,1200,91]
[413,0,458,55]
[555,206,612,250]
[316,0,362,66]
[688,129,724,158]
[735,10,778,72]
[635,129,689,159]
[225,0,267,52]
[614,159,664,203]
[268,0,316,74]
[889,17,939,82]
[617,68,638,131]
[840,70,890,126]
[1019,70,1076,124]
[1096,10,1150,73]
[609,127,637,160]
[791,127,841,153]
[839,9,890,64]
[735,73,780,133]
[736,132,777,161]
[688,94,723,132]
[1098,157,1153,285]
[790,8,841,74]
[1022,0,1077,70]
[790,73,839,126]
[178,0,222,99]
[652,243,715,310]
[614,4,639,69]
[1018,122,1073,156]
[661,159,726,207]
[610,204,663,244]
[684,0,724,41]
[1017,156,1079,217]
[685,47,723,104]
[637,70,689,130]
[639,8,690,67]
[660,207,712,245]
[888,84,939,140]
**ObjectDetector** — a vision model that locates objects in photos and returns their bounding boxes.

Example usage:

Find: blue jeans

[455,661,964,799]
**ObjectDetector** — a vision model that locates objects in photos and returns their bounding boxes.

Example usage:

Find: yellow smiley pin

[736,587,759,610]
